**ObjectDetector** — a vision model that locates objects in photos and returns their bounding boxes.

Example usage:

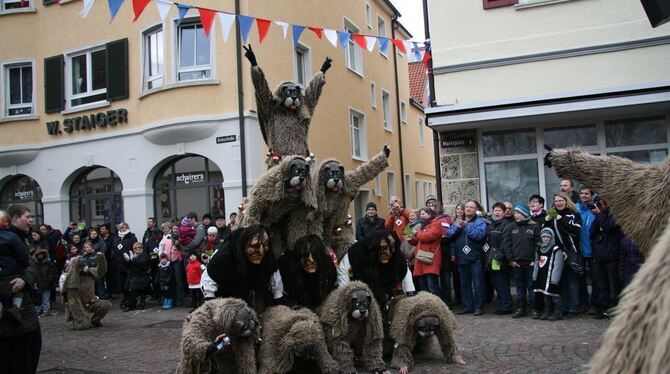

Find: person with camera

[575,187,598,314]
[385,196,411,239]
[589,198,623,319]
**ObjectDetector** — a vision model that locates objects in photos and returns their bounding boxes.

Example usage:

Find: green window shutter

[106,38,129,101]
[44,55,64,113]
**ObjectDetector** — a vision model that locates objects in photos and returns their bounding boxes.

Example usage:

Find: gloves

[383,145,391,158]
[242,44,257,67]
[543,144,554,168]
[320,57,333,73]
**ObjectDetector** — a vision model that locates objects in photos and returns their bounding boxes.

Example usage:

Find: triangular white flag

[275,21,289,39]
[404,40,414,55]
[323,29,338,48]
[79,0,95,17]
[155,0,173,22]
[218,13,236,42]
[365,36,377,52]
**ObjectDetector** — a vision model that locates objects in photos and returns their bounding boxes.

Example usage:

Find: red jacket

[185,260,204,286]
[385,208,411,239]
[410,217,443,276]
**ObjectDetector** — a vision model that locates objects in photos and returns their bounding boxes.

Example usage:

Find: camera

[587,194,602,210]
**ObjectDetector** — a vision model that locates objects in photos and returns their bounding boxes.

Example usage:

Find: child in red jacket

[185,253,204,311]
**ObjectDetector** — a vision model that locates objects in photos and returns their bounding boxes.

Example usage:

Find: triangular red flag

[391,39,406,53]
[132,0,151,22]
[256,18,272,43]
[198,8,216,38]
[423,51,432,68]
[20,0,25,6]
[352,34,367,50]
[308,27,323,39]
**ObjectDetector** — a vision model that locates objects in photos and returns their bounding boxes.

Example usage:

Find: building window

[400,100,407,123]
[70,167,124,229]
[377,16,387,57]
[382,90,391,131]
[143,26,164,90]
[1,0,30,11]
[404,174,411,208]
[365,2,372,28]
[67,47,107,108]
[374,175,382,196]
[3,62,33,117]
[344,19,363,75]
[414,180,420,209]
[542,125,597,195]
[483,0,518,9]
[176,19,212,81]
[482,128,536,157]
[349,109,367,159]
[419,118,425,147]
[353,190,371,224]
[294,42,311,86]
[0,175,43,226]
[387,171,396,198]
[370,81,376,108]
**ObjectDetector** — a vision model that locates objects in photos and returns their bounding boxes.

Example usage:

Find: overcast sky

[390,0,425,41]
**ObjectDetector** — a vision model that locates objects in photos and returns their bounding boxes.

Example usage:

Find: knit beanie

[514,204,530,218]
[540,227,554,238]
[181,216,192,226]
[207,226,218,235]
[366,202,378,210]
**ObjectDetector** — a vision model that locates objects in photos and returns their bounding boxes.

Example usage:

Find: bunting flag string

[77,0,432,62]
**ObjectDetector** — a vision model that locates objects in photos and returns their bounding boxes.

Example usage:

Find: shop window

[482,129,536,157]
[484,159,538,210]
[605,116,667,148]
[69,167,123,230]
[543,125,597,148]
[3,61,33,117]
[176,19,212,81]
[344,18,363,75]
[0,175,43,226]
[143,25,164,90]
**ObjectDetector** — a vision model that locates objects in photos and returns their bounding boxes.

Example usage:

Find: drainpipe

[235,0,247,197]
[423,0,442,203]
[391,17,406,203]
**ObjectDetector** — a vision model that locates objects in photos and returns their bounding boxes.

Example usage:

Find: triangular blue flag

[176,4,192,26]
[292,25,305,46]
[107,0,125,23]
[412,42,422,61]
[238,15,254,44]
[337,31,350,49]
[379,37,389,55]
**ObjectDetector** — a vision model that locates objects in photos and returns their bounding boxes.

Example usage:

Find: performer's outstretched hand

[243,44,257,67]
[383,144,391,158]
[320,57,333,73]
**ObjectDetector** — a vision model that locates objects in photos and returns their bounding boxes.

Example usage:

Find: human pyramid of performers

[177,45,464,374]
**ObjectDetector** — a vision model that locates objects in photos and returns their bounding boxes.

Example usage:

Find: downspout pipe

[422,0,442,203]
[235,0,248,197]
[391,16,407,204]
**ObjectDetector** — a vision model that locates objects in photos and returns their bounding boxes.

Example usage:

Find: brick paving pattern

[37,301,609,373]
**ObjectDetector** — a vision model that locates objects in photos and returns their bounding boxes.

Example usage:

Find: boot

[548,311,563,321]
[163,298,173,310]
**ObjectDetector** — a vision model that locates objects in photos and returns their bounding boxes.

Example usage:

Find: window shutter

[44,55,64,113]
[106,38,129,101]
[483,0,518,9]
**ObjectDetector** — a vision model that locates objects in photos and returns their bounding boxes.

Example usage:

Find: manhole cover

[145,320,183,328]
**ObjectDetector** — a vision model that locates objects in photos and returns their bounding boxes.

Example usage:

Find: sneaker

[494,309,513,315]
[512,309,527,319]
[474,308,484,316]
[456,309,473,315]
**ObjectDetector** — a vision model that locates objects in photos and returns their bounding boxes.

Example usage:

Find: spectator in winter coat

[87,229,109,299]
[157,253,176,310]
[619,236,644,288]
[123,242,151,312]
[559,179,581,207]
[448,200,488,316]
[529,194,547,224]
[0,212,31,324]
[214,215,231,244]
[185,253,205,311]
[201,227,220,259]
[590,198,623,319]
[356,202,385,241]
[385,196,411,239]
[503,204,540,318]
[532,228,565,321]
[486,202,513,315]
[159,222,186,307]
[409,207,443,296]
[183,212,207,256]
[178,216,197,248]
[33,249,57,316]
[425,198,454,306]
[112,222,138,309]
[576,187,597,314]
[142,217,157,251]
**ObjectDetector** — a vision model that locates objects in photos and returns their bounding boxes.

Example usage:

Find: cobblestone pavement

[37,300,609,373]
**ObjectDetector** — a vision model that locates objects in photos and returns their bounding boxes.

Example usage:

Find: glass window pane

[296,50,305,85]
[9,67,21,104]
[544,164,585,203]
[609,149,668,165]
[605,116,667,147]
[91,50,106,91]
[544,125,596,148]
[482,129,536,157]
[484,159,538,210]
[180,25,195,68]
[208,161,223,183]
[21,66,32,104]
[72,54,87,95]
[195,25,209,66]
[156,190,173,222]
[176,186,208,219]
[209,185,225,218]
[155,165,173,189]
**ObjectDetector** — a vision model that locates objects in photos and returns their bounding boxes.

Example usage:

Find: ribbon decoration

[198,8,216,37]
[256,18,272,43]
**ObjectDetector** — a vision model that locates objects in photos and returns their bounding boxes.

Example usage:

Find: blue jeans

[512,265,534,310]
[95,276,109,298]
[439,269,453,305]
[35,290,51,313]
[458,260,485,311]
[417,274,441,296]
[561,268,581,313]
[491,269,512,311]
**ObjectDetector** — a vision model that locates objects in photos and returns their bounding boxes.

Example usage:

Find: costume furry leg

[388,292,463,372]
[61,254,109,330]
[319,281,386,373]
[177,298,260,374]
[258,306,338,374]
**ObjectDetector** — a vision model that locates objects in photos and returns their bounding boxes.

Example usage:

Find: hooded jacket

[532,229,565,297]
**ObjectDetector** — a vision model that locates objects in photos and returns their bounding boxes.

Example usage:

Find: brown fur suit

[319,280,386,373]
[547,148,670,373]
[251,65,326,167]
[61,253,110,330]
[388,292,460,372]
[314,150,389,259]
[258,305,338,374]
[177,298,260,374]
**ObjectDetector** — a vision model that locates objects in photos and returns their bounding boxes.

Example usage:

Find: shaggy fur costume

[315,150,389,259]
[388,292,460,371]
[61,253,110,330]
[319,281,386,373]
[177,298,260,374]
[258,306,338,374]
[251,65,326,167]
[547,148,670,373]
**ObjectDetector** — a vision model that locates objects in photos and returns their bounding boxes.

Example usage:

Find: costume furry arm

[239,162,286,226]
[345,150,389,193]
[548,148,670,253]
[303,71,326,117]
[250,65,273,144]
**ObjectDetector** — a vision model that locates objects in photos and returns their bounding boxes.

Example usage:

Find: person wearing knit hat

[503,202,541,318]
[178,216,197,248]
[356,201,385,241]
[532,227,565,321]
[206,226,218,236]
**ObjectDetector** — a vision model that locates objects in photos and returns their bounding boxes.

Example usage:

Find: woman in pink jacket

[409,207,443,295]
[159,222,186,306]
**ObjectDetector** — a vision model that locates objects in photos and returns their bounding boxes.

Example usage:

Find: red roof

[408,61,427,107]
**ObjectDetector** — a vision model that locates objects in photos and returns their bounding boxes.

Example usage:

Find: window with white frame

[422,181,430,201]
[374,175,382,196]
[349,109,367,159]
[419,118,425,147]
[365,2,372,28]
[294,43,311,86]
[1,0,30,11]
[3,62,33,117]
[67,46,107,108]
[404,174,411,208]
[400,100,407,123]
[370,81,376,109]
[353,190,371,224]
[344,19,363,75]
[176,19,211,81]
[414,180,420,209]
[382,90,391,131]
[143,26,164,91]
[387,171,396,198]
[378,16,387,56]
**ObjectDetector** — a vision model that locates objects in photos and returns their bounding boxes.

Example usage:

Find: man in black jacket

[590,198,622,319]
[355,202,385,241]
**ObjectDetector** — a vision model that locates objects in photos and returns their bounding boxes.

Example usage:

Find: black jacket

[503,219,541,266]
[590,211,623,263]
[486,217,512,269]
[0,228,30,277]
[112,232,138,272]
[543,208,582,255]
[128,250,151,291]
[355,216,385,241]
